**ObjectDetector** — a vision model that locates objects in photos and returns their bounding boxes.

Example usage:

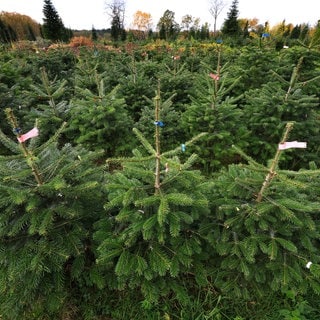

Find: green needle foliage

[135,82,186,151]
[243,55,320,169]
[94,86,212,308]
[30,67,69,118]
[206,123,320,301]
[182,51,248,174]
[24,67,70,142]
[2,36,320,319]
[66,69,134,156]
[42,0,71,42]
[0,109,105,319]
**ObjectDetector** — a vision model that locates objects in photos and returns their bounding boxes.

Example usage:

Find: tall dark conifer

[221,0,241,37]
[91,25,98,41]
[110,14,122,41]
[42,0,69,42]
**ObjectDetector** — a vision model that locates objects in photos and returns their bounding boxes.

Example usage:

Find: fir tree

[135,86,185,151]
[231,46,278,92]
[15,66,72,147]
[290,24,302,40]
[42,0,69,42]
[221,0,241,37]
[158,54,193,112]
[0,53,34,145]
[116,51,157,122]
[94,84,211,307]
[108,0,126,42]
[91,25,98,41]
[0,108,106,319]
[242,55,320,169]
[66,68,134,156]
[111,14,122,42]
[28,67,69,119]
[181,46,248,173]
[200,23,210,40]
[207,123,320,299]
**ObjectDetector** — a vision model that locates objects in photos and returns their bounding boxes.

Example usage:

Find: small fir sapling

[94,83,212,307]
[0,108,106,319]
[207,122,320,299]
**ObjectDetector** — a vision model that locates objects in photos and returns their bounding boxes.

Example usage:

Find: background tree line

[0,0,72,44]
[0,0,319,47]
[0,12,41,42]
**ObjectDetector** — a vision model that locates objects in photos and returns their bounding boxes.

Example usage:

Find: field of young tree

[1,1,320,319]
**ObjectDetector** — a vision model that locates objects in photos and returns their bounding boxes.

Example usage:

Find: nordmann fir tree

[117,49,157,123]
[242,55,320,169]
[26,67,70,142]
[66,67,134,156]
[158,54,194,114]
[30,66,69,119]
[94,83,212,308]
[205,122,320,301]
[181,44,248,174]
[107,0,126,42]
[282,46,320,98]
[135,85,185,152]
[0,109,106,319]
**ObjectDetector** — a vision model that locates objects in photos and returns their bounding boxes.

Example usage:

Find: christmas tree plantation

[1,41,320,319]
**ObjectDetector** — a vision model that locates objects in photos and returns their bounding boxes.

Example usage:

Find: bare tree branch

[105,0,126,26]
[208,0,226,34]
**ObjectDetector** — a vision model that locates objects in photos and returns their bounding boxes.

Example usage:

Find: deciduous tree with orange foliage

[132,10,152,39]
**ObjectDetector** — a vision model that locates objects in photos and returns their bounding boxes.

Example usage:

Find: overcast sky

[1,0,319,30]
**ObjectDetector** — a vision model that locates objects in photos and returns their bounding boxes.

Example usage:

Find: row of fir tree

[1,37,320,319]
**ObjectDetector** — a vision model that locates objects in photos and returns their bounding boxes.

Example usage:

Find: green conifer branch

[154,82,161,194]
[256,122,294,202]
[42,67,66,115]
[270,70,289,85]
[162,132,207,157]
[270,56,320,103]
[214,44,221,94]
[132,128,156,155]
[232,145,265,169]
[34,121,67,154]
[129,53,137,84]
[0,128,20,154]
[285,57,304,101]
[5,108,43,186]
